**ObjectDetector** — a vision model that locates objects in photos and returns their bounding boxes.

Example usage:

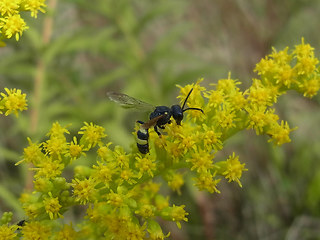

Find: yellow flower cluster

[0,0,46,44]
[1,39,319,239]
[0,88,28,116]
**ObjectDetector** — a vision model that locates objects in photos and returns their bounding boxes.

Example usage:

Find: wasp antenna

[181,88,194,110]
[183,107,204,113]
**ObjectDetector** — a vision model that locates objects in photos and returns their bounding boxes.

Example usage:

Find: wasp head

[171,104,183,125]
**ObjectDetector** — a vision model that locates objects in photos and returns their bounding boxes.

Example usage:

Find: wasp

[107,88,203,154]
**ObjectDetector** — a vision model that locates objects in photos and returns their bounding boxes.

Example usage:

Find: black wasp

[107,88,203,154]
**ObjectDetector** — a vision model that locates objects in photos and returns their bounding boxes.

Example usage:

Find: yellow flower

[187,149,214,173]
[0,88,27,116]
[213,105,237,130]
[0,14,29,40]
[147,220,170,240]
[0,0,20,16]
[43,137,68,158]
[46,122,70,139]
[167,172,184,195]
[17,137,44,165]
[43,192,62,219]
[21,0,47,18]
[194,170,221,193]
[21,221,51,240]
[32,157,64,179]
[298,77,320,98]
[78,122,107,150]
[107,190,124,208]
[267,120,296,146]
[215,74,241,94]
[161,205,189,229]
[72,177,97,205]
[293,38,315,58]
[67,136,85,160]
[135,204,155,218]
[0,225,17,240]
[92,161,115,186]
[55,224,77,240]
[113,145,130,169]
[135,154,156,178]
[221,153,248,187]
[202,124,223,151]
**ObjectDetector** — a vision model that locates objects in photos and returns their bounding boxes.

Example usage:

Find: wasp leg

[154,126,162,136]
[137,120,144,124]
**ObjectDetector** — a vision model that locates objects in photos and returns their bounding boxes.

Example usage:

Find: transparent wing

[107,92,155,112]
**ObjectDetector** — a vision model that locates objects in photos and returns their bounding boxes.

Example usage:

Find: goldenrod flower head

[204,89,225,109]
[298,77,320,98]
[215,73,241,94]
[247,79,274,107]
[43,137,68,158]
[43,192,62,219]
[107,190,124,208]
[23,202,43,219]
[135,204,155,218]
[113,145,130,169]
[135,154,156,178]
[66,136,85,160]
[213,105,237,130]
[78,122,107,150]
[246,106,279,135]
[119,168,137,185]
[0,88,27,116]
[72,177,97,204]
[194,171,221,193]
[187,149,214,173]
[55,224,77,240]
[21,0,47,18]
[201,124,223,151]
[92,161,115,186]
[123,222,146,240]
[17,137,44,165]
[147,220,170,240]
[34,177,53,192]
[46,122,70,139]
[97,142,113,161]
[267,120,296,146]
[0,14,29,40]
[221,153,248,187]
[167,172,184,195]
[21,221,51,240]
[161,205,189,229]
[0,224,17,240]
[155,195,169,211]
[0,0,20,16]
[33,157,64,179]
[293,38,315,58]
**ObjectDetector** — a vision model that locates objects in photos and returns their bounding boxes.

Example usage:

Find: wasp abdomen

[136,127,149,154]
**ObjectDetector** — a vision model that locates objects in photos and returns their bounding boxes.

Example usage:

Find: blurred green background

[1,0,320,239]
